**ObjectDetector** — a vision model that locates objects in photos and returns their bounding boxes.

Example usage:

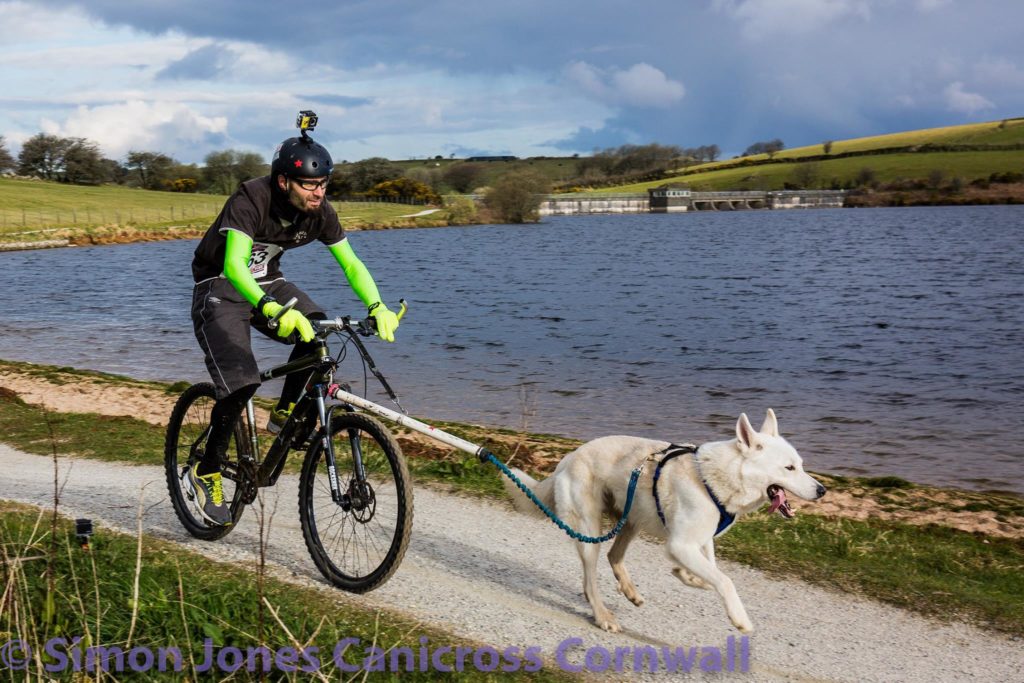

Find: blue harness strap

[653,444,736,537]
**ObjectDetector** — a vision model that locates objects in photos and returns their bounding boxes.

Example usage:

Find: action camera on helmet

[272,110,333,180]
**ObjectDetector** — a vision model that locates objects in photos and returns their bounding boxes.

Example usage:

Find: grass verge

[0,178,456,247]
[0,501,569,681]
[716,511,1024,634]
[1,361,1023,635]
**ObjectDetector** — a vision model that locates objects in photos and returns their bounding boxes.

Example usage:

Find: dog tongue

[768,486,794,519]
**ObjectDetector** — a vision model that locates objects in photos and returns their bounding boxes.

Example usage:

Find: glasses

[290,177,330,191]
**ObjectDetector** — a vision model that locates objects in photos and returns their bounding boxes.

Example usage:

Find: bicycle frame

[229,338,338,493]
[229,311,493,504]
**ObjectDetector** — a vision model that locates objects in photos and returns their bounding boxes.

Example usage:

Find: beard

[286,185,326,216]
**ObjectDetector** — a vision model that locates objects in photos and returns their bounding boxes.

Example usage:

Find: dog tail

[502,468,555,520]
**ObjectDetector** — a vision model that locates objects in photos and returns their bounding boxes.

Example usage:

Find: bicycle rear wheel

[299,412,413,592]
[164,382,247,540]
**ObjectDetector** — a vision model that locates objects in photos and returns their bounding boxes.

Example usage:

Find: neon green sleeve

[223,230,266,307]
[328,239,382,308]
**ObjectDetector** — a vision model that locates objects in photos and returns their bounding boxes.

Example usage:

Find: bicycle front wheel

[164,382,247,540]
[299,412,413,592]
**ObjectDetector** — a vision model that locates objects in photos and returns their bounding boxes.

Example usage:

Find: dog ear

[760,408,779,437]
[736,413,758,452]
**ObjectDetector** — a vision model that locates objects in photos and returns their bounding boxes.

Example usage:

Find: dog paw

[594,614,622,633]
[616,584,645,606]
[733,619,754,634]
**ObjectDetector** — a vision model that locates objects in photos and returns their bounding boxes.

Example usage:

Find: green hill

[0,178,448,245]
[598,118,1024,193]
[393,156,580,188]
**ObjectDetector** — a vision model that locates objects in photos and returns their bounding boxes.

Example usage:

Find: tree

[790,162,822,189]
[743,139,785,157]
[126,150,177,189]
[234,151,267,183]
[343,157,403,194]
[681,144,720,164]
[62,138,109,184]
[823,140,834,155]
[203,150,238,194]
[403,166,443,192]
[483,169,549,223]
[18,133,69,180]
[927,169,946,190]
[201,149,267,195]
[165,162,201,192]
[17,134,110,184]
[442,162,486,193]
[365,177,442,204]
[855,167,877,188]
[0,136,15,173]
[575,143,684,179]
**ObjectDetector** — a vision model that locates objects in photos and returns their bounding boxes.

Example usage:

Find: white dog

[504,409,826,633]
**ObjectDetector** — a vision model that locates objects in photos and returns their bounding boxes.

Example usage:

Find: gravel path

[2,444,1020,682]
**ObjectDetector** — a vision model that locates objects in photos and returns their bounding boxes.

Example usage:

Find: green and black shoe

[186,464,232,526]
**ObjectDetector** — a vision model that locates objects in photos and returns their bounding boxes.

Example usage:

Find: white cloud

[564,61,684,108]
[0,1,92,45]
[713,0,871,37]
[42,101,228,158]
[942,82,995,115]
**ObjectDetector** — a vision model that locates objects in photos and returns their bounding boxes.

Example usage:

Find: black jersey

[191,176,345,283]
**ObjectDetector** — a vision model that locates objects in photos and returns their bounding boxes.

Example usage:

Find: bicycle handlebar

[313,298,408,338]
[266,297,299,330]
[267,298,407,338]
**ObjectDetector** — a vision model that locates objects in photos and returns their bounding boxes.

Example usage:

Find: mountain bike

[164,299,413,592]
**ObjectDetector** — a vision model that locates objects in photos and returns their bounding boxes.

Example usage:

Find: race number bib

[247,243,283,279]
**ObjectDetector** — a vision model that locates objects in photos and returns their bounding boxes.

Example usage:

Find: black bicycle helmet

[271,134,333,179]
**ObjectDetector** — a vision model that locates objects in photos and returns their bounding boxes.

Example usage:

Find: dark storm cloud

[26,0,1024,156]
[156,43,231,80]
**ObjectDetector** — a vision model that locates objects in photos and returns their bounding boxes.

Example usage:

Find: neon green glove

[368,302,399,342]
[262,301,315,343]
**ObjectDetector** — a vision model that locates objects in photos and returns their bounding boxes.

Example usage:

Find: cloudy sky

[1,0,1021,164]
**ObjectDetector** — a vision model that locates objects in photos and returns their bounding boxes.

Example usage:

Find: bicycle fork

[315,385,369,509]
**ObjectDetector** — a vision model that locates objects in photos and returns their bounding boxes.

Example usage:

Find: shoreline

[3,197,1023,253]
[1,357,1021,540]
[0,216,455,252]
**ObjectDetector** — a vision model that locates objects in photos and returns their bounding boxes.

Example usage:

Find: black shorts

[191,278,325,399]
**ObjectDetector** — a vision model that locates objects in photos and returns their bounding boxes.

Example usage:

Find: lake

[3,205,1022,493]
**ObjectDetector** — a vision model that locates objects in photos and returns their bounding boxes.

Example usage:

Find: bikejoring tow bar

[327,384,643,544]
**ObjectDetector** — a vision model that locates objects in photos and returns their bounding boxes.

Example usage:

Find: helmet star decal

[294,160,303,168]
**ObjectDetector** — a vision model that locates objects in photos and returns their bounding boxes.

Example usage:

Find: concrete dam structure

[538,189,846,216]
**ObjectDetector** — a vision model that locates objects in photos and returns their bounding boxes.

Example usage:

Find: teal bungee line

[484,452,642,544]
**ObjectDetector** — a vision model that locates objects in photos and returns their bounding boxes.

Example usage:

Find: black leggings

[197,339,321,475]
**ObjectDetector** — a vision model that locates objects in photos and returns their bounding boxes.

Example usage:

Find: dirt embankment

[2,363,1022,540]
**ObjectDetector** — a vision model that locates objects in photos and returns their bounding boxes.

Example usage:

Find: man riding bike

[188,114,400,525]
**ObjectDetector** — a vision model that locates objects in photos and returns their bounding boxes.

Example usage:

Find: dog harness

[653,444,736,536]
